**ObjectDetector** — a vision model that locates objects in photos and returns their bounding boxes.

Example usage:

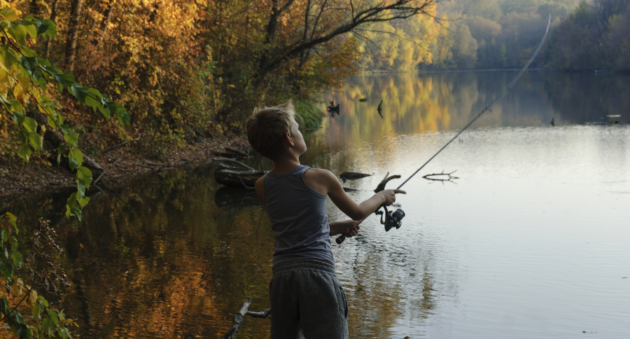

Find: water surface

[5,71,630,338]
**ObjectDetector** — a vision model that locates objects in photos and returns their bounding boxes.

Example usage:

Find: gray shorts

[270,259,349,339]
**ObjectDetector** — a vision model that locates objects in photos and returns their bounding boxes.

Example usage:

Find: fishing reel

[375,205,405,232]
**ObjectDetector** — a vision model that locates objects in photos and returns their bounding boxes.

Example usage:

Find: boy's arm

[311,170,405,220]
[329,220,362,237]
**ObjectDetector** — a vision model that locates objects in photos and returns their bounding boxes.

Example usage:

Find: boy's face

[288,117,307,155]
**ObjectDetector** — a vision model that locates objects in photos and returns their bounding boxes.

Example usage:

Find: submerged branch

[422,170,459,182]
[221,298,252,339]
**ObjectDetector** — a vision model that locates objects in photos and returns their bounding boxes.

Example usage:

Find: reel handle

[336,205,385,245]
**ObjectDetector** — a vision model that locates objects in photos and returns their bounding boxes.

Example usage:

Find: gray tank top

[263,165,334,266]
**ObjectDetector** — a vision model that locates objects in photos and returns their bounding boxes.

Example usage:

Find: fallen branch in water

[422,170,459,182]
[339,172,372,183]
[213,158,265,188]
[221,299,271,339]
[246,308,271,319]
[221,298,252,339]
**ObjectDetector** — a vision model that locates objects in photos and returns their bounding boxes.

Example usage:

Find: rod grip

[336,235,346,244]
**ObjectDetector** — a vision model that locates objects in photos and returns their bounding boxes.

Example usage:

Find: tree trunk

[44,0,59,59]
[259,0,296,71]
[29,0,42,16]
[94,4,114,46]
[64,0,84,71]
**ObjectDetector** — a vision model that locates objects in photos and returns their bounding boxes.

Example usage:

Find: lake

[6,71,630,338]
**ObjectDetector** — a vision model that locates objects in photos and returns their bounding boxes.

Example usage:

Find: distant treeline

[548,0,630,70]
[360,0,630,72]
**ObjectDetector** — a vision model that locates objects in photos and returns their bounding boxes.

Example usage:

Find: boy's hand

[380,189,406,206]
[343,219,363,238]
[330,219,363,237]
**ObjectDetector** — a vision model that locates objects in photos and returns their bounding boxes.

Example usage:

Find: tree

[452,24,478,69]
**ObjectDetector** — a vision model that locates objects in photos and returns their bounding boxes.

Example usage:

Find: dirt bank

[0,133,250,211]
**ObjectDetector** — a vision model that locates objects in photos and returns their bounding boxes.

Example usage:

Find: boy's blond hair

[246,100,295,160]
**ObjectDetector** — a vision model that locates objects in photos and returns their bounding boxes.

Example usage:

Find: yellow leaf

[29,289,37,305]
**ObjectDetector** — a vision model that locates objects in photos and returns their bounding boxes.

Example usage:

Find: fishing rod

[337,16,552,245]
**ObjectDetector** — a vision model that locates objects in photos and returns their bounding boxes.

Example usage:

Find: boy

[246,100,405,338]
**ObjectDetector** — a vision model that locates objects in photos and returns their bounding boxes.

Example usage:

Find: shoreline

[0,134,250,211]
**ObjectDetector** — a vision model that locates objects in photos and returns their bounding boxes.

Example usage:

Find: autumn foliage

[0,0,438,163]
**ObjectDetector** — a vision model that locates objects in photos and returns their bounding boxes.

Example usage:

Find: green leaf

[63,130,79,147]
[68,149,83,171]
[0,8,17,21]
[21,45,37,57]
[106,102,131,126]
[41,318,53,334]
[11,251,22,268]
[11,111,25,124]
[56,145,66,166]
[0,45,19,69]
[0,229,7,243]
[32,302,42,319]
[42,19,56,39]
[18,145,32,161]
[119,111,131,126]
[66,192,84,220]
[53,70,75,87]
[7,24,27,47]
[18,130,28,143]
[77,196,89,208]
[77,166,93,186]
[1,262,13,279]
[97,104,110,118]
[29,133,43,152]
[86,88,102,111]
[70,84,89,103]
[2,248,8,262]
[38,296,49,307]
[37,57,51,67]
[34,19,49,35]
[0,297,9,314]
[11,240,17,252]
[17,323,31,338]
[22,116,37,132]
[19,56,38,74]
[13,310,24,325]
[8,99,24,113]
[77,180,85,198]
[36,73,47,90]
[24,24,37,41]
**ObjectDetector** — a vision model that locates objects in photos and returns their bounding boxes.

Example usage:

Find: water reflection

[5,169,274,338]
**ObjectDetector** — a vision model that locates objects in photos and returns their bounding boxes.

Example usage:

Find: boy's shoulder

[303,167,337,195]
[304,167,336,182]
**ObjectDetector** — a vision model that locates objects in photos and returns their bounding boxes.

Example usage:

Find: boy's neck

[271,155,301,175]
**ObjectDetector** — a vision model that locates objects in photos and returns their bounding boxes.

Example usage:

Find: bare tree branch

[310,0,328,40]
[258,0,435,77]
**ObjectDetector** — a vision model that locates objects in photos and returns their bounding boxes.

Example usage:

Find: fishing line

[336,17,551,245]
[396,16,551,190]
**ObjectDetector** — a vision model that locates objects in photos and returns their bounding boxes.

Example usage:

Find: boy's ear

[284,132,294,147]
